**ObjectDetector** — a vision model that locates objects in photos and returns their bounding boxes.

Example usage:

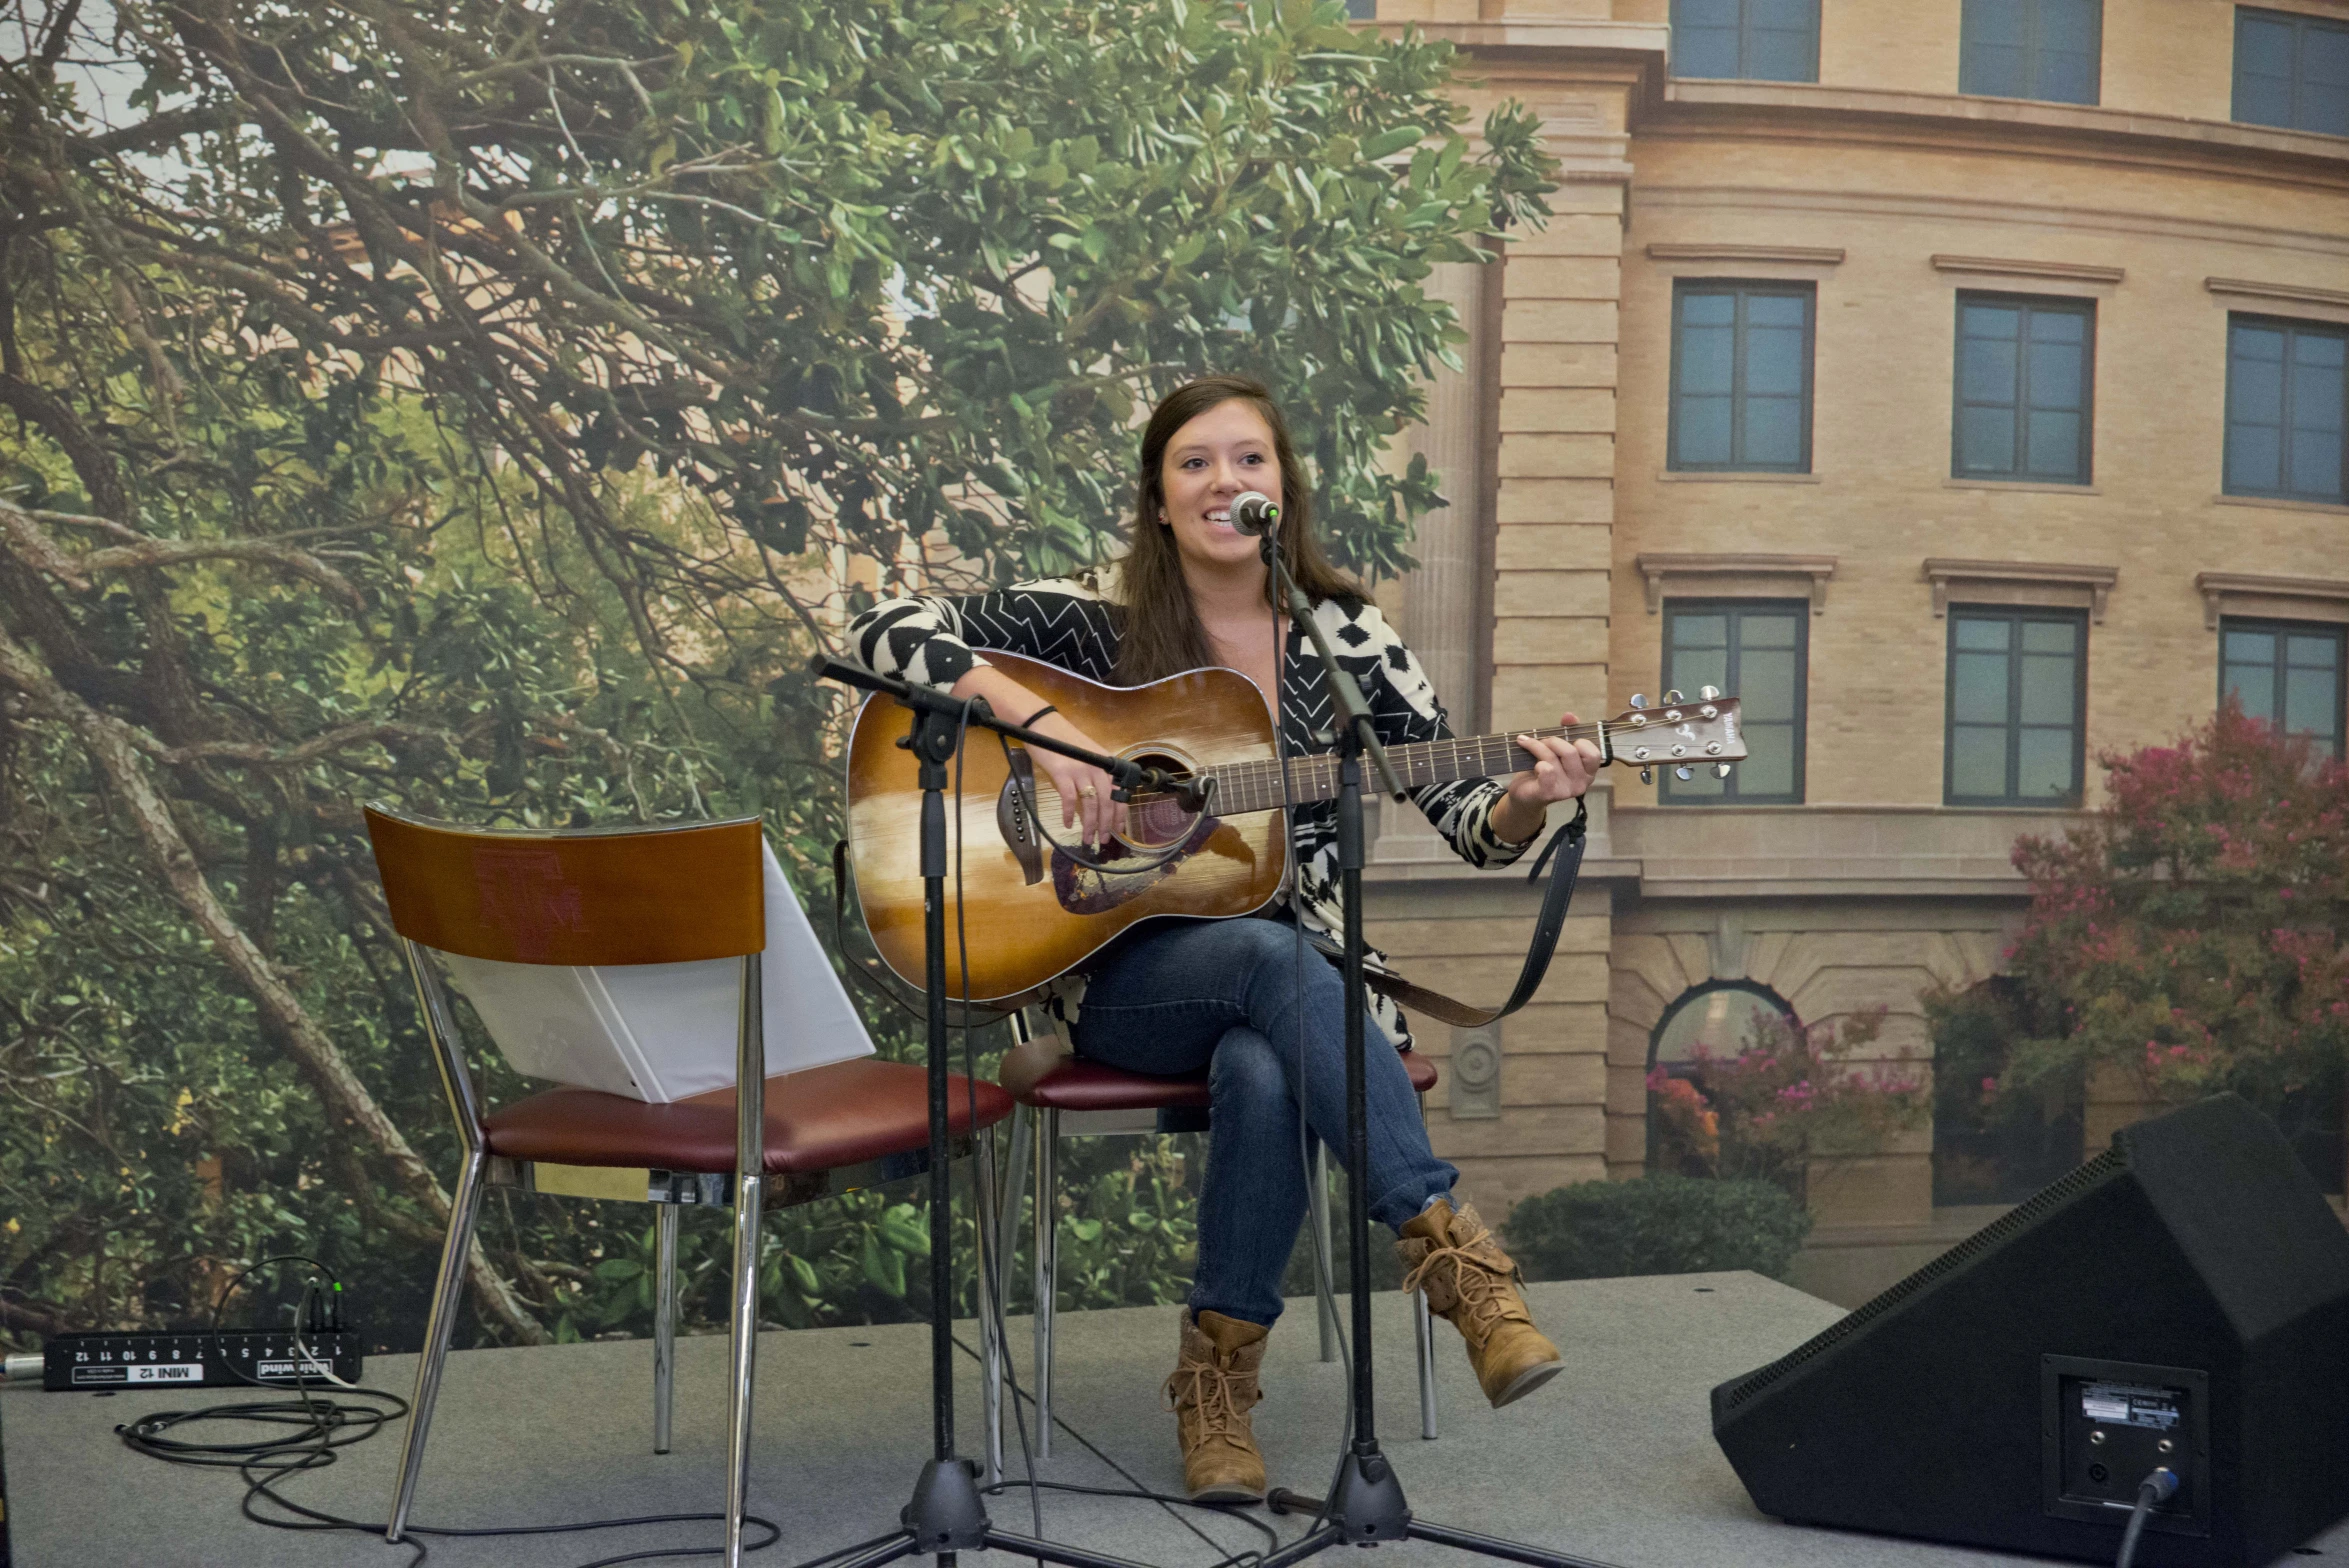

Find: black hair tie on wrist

[1020,703,1058,728]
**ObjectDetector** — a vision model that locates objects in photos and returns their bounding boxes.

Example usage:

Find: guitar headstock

[1604,688,1746,783]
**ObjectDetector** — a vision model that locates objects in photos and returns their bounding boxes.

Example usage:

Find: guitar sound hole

[1123,753,1200,848]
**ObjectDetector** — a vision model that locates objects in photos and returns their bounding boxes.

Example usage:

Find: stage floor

[5,1271,2344,1567]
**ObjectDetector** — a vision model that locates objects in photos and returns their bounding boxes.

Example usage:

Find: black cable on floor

[117,1378,790,1568]
[117,1253,798,1566]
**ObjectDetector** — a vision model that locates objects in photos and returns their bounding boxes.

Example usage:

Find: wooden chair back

[363,806,766,966]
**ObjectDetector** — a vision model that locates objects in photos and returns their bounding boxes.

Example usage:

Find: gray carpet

[4,1274,2344,1567]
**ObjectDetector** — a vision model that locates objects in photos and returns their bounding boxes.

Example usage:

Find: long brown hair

[1112,376,1364,684]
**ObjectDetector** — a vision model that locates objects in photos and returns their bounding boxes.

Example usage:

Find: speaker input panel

[2042,1355,2211,1539]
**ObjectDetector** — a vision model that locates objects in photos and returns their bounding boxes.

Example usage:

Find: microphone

[1230,491,1281,537]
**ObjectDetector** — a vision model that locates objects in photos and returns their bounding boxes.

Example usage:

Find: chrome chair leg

[723,1172,764,1568]
[386,1149,489,1543]
[653,1199,680,1455]
[1415,1284,1439,1440]
[974,1131,1005,1486]
[1032,1107,1058,1460]
[998,1104,1031,1310]
[1309,1140,1339,1363]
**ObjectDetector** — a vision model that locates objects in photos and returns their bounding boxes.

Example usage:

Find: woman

[848,375,1601,1501]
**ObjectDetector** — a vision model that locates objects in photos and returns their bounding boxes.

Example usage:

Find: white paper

[442,840,874,1102]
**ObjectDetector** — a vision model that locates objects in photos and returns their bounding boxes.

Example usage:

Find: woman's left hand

[1492,713,1603,843]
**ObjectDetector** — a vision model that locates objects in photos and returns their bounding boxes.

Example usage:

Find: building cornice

[1644,81,2349,192]
[1638,185,2349,264]
[1932,254,2125,286]
[1924,558,2118,621]
[2194,571,2349,630]
[1636,552,1838,614]
[1367,805,2081,901]
[2207,276,2349,321]
[1648,242,1846,266]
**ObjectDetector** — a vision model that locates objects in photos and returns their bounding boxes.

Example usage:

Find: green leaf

[1360,125,1427,161]
[761,87,787,155]
[863,1230,908,1295]
[878,1206,932,1256]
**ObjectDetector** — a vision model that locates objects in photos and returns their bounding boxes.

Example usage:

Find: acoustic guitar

[844,651,1745,1001]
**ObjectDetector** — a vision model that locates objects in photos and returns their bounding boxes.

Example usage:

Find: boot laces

[1402,1229,1531,1344]
[1163,1360,1252,1445]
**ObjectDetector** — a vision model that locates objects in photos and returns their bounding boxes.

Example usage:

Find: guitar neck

[1192,723,1605,817]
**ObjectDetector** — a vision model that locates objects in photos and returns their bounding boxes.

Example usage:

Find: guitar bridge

[997,749,1044,886]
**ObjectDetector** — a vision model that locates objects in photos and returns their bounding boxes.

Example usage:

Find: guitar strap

[828,794,1590,1034]
[1354,797,1589,1030]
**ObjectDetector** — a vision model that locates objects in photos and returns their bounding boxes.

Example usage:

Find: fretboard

[1177,723,1605,818]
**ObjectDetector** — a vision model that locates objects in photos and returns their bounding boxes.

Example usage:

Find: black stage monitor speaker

[1712,1094,2349,1567]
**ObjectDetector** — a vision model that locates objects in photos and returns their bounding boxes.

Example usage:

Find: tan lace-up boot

[1163,1309,1269,1502]
[1396,1198,1562,1408]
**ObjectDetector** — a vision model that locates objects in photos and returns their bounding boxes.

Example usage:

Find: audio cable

[2114,1465,2180,1568]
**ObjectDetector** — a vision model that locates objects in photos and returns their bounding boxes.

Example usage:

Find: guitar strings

[1130,719,1622,816]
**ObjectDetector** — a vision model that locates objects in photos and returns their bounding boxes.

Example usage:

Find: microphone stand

[807,654,1163,1568]
[1251,533,1610,1568]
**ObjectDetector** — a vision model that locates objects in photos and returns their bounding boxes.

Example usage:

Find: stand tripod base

[827,1458,1159,1568]
[901,1459,990,1553]
[1267,1450,1622,1568]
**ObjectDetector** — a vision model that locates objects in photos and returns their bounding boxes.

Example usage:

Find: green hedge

[1501,1173,1814,1282]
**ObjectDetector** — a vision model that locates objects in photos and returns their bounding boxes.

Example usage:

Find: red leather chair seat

[483,1056,1013,1175]
[1014,1050,1436,1112]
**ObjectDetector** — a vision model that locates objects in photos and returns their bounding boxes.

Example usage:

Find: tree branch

[143,720,457,768]
[0,621,547,1343]
[0,500,364,602]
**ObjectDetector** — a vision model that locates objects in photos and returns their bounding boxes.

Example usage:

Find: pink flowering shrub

[1998,702,2349,1138]
[1648,1005,1930,1197]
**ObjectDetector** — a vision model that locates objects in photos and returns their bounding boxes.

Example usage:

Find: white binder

[440,840,873,1102]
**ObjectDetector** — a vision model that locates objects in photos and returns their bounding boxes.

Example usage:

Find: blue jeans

[1069,915,1458,1327]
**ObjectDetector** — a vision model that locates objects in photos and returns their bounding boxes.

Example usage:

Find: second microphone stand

[811,654,1168,1568]
[1251,534,1612,1568]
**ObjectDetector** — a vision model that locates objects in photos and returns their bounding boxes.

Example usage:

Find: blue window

[2225,316,2348,504]
[1669,283,1814,473]
[1660,601,1806,804]
[1954,294,2095,484]
[2222,617,2346,758]
[1960,0,2102,103]
[2236,7,2349,137]
[1671,0,1820,82]
[1946,609,2087,806]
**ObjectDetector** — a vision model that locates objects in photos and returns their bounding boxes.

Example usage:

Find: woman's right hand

[1024,712,1126,849]
[949,669,1125,848]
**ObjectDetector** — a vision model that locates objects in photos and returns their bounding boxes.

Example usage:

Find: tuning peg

[1699,685,1721,701]
[1628,694,1647,710]
[1713,762,1733,779]
[1638,767,1653,785]
[1663,689,1684,704]
[1674,765,1694,781]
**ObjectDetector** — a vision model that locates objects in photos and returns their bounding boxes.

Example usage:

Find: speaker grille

[1719,1148,2125,1411]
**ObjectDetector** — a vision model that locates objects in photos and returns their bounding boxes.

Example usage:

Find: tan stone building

[1359,0,2349,1302]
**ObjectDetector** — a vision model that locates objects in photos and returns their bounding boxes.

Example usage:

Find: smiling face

[1157,398,1283,575]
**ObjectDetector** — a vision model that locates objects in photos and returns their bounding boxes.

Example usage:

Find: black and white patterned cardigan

[846,572,1530,1052]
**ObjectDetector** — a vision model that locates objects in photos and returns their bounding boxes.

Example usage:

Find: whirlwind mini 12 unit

[28,1328,363,1390]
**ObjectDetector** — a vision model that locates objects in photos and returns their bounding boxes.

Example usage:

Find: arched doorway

[1646,980,1796,1177]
